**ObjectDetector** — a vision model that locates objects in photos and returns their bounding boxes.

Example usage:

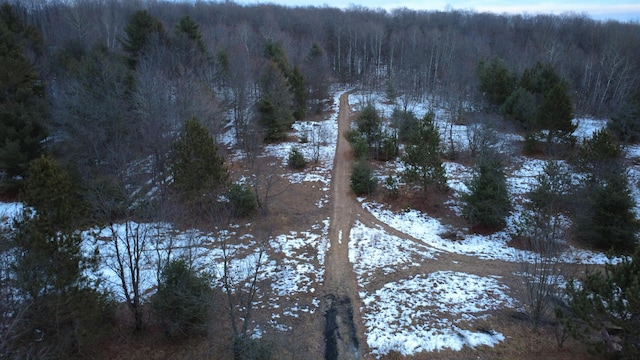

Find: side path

[323,92,366,360]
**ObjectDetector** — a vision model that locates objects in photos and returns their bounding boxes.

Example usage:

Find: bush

[227,183,256,218]
[152,259,214,338]
[350,161,377,196]
[287,147,306,169]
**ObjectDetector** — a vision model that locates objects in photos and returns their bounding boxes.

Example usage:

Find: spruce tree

[257,61,295,142]
[536,83,576,145]
[563,247,640,357]
[169,117,228,204]
[356,103,382,145]
[152,258,213,338]
[290,66,307,120]
[175,15,206,55]
[575,166,638,252]
[10,156,112,357]
[350,161,377,196]
[462,155,511,229]
[0,7,48,189]
[477,57,516,107]
[120,10,165,68]
[401,112,447,192]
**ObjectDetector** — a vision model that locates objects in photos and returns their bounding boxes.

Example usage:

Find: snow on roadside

[360,271,515,357]
[360,201,619,265]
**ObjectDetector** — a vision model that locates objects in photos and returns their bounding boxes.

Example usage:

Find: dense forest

[1,0,640,359]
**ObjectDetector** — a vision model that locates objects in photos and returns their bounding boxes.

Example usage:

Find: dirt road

[323,92,364,360]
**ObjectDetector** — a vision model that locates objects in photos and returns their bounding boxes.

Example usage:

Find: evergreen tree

[350,161,377,196]
[356,103,382,145]
[477,57,516,107]
[501,87,537,129]
[401,112,447,192]
[120,10,165,68]
[608,87,640,143]
[290,66,307,120]
[264,39,290,76]
[563,247,640,358]
[152,258,213,338]
[391,108,420,142]
[575,165,638,252]
[227,183,256,218]
[304,42,329,113]
[576,128,622,174]
[10,156,112,357]
[169,117,228,205]
[287,147,306,169]
[519,61,563,95]
[462,155,511,229]
[536,83,576,145]
[175,15,206,55]
[0,8,48,189]
[257,61,295,142]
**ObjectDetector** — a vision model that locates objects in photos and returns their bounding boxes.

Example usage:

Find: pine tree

[608,87,640,143]
[175,15,206,55]
[563,247,640,357]
[477,57,516,107]
[536,83,576,145]
[152,258,213,338]
[290,66,307,120]
[463,155,511,229]
[0,7,48,189]
[350,161,377,196]
[169,117,228,204]
[401,112,447,192]
[10,155,112,357]
[575,166,638,252]
[120,10,165,68]
[257,61,295,142]
[356,103,382,145]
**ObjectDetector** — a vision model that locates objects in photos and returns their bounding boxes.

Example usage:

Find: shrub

[227,183,256,218]
[287,147,306,169]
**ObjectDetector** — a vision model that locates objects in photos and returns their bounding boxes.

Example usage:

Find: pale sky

[243,0,640,22]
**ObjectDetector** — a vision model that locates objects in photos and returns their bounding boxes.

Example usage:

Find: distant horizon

[238,0,640,22]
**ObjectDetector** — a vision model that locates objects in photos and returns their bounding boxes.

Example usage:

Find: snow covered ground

[344,92,627,357]
[1,89,633,358]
